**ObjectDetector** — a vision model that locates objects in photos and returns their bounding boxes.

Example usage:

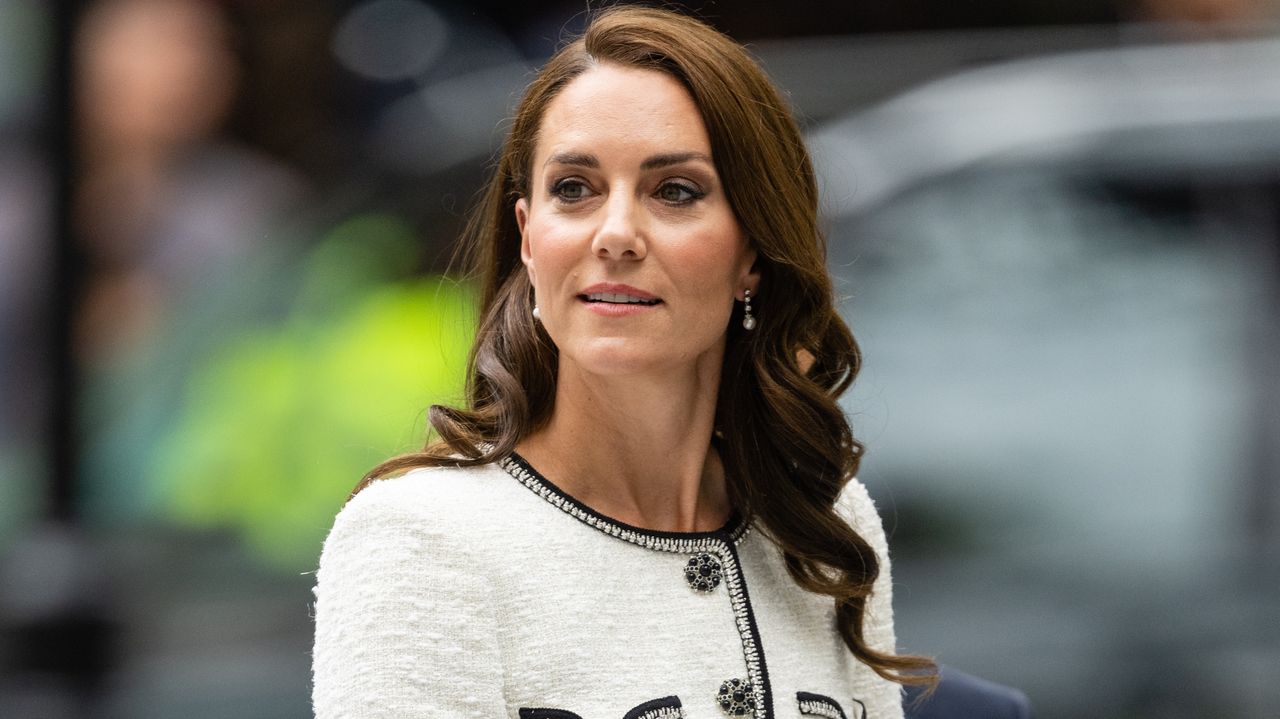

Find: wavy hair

[357,5,935,687]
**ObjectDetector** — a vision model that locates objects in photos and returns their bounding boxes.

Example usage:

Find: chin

[564,341,669,376]
[560,337,722,380]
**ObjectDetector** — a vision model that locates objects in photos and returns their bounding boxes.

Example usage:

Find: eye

[551,178,593,202]
[656,181,704,205]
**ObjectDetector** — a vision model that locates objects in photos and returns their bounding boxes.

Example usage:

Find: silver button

[717,677,755,716]
[685,552,723,592]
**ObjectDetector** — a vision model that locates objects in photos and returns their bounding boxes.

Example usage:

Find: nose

[590,192,646,260]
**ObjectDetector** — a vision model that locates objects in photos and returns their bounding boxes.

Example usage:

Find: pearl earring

[742,290,756,331]
[532,305,541,321]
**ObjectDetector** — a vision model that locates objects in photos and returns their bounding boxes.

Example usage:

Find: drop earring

[742,290,756,330]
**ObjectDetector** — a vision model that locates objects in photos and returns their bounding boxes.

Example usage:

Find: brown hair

[358,5,936,687]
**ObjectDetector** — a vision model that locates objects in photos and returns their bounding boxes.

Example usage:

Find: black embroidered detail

[718,678,757,716]
[518,710,584,719]
[685,552,723,592]
[723,540,773,718]
[623,695,685,719]
[797,692,848,719]
[499,453,752,552]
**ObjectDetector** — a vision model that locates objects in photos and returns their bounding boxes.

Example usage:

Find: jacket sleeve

[836,477,906,719]
[311,479,507,718]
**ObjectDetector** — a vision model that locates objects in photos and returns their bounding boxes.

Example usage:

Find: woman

[312,6,935,718]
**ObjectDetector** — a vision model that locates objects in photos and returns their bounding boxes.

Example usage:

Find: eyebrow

[640,152,713,170]
[542,151,713,170]
[544,152,598,169]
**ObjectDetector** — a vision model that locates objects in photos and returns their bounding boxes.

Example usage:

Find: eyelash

[548,178,706,206]
[550,178,591,202]
[656,181,705,205]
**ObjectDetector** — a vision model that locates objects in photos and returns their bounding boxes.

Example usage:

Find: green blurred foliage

[147,214,475,569]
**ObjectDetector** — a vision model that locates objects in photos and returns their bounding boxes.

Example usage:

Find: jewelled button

[716,677,755,716]
[684,552,723,592]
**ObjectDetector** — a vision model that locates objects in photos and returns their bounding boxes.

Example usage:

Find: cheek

[524,216,579,284]
[524,223,592,335]
[675,237,749,297]
[670,245,746,342]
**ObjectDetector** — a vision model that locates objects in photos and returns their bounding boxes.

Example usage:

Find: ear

[736,246,760,300]
[516,197,535,283]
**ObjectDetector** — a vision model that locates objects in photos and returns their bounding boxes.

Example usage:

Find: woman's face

[516,63,758,380]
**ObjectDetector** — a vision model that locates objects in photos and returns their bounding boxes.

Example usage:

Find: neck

[516,358,731,533]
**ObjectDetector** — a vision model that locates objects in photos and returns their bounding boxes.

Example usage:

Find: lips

[583,291,660,305]
[577,283,662,305]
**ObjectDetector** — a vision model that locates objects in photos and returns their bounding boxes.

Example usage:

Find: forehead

[533,63,712,164]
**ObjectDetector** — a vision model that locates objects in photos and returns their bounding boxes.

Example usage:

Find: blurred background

[1,0,1277,717]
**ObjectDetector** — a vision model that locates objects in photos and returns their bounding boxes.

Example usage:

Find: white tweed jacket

[311,454,905,719]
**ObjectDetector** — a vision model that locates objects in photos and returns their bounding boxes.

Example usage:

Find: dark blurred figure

[3,2,306,717]
[73,0,303,366]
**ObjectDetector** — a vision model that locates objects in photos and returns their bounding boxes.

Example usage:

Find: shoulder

[320,462,516,560]
[314,462,517,612]
[312,464,510,716]
[336,462,512,522]
[832,476,893,567]
[834,476,888,544]
[835,476,900,658]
